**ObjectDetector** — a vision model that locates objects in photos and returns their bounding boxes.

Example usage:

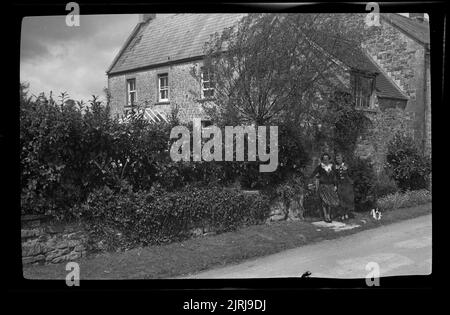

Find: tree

[196,13,371,127]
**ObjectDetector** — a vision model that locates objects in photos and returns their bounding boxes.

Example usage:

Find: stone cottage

[106,13,431,167]
[363,13,431,157]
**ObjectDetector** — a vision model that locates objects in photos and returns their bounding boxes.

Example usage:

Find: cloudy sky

[20,14,139,102]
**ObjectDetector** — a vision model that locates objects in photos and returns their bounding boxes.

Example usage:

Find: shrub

[231,124,310,189]
[386,132,431,191]
[377,189,432,211]
[272,174,305,204]
[329,91,371,159]
[350,157,377,212]
[373,170,399,198]
[20,88,182,217]
[303,188,322,217]
[79,184,271,250]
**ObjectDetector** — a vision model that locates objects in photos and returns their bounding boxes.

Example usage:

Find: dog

[370,208,382,220]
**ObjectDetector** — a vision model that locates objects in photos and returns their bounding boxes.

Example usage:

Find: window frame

[126,78,137,107]
[351,71,375,109]
[158,73,169,102]
[201,67,215,99]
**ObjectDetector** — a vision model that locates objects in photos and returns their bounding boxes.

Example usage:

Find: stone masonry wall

[22,219,89,265]
[355,108,415,173]
[108,61,208,123]
[363,17,427,148]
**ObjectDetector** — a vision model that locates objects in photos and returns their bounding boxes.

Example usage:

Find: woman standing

[335,153,355,221]
[310,153,340,223]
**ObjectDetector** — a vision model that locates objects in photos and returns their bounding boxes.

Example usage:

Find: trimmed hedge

[78,183,271,250]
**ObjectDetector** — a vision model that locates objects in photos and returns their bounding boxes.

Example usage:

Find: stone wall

[108,61,208,123]
[21,217,89,265]
[355,108,415,173]
[363,16,427,150]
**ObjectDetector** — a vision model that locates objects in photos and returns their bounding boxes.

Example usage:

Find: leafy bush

[20,86,188,217]
[272,174,305,205]
[79,184,271,250]
[350,157,377,212]
[229,124,310,189]
[377,189,431,211]
[303,188,322,217]
[373,170,399,198]
[328,91,371,159]
[386,132,431,191]
[20,92,107,216]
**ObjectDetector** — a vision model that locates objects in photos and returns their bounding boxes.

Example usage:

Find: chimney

[139,14,156,24]
[410,13,425,23]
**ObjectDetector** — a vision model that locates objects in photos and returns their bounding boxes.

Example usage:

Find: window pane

[127,79,136,105]
[201,68,214,98]
[128,79,135,91]
[351,73,373,108]
[160,76,168,88]
[158,74,169,100]
[160,90,168,100]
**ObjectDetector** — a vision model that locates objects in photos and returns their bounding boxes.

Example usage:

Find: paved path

[182,214,432,279]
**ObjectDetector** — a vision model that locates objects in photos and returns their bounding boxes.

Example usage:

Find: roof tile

[109,14,247,74]
[109,13,409,101]
[381,13,430,46]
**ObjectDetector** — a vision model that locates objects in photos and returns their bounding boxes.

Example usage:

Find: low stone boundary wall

[21,215,89,265]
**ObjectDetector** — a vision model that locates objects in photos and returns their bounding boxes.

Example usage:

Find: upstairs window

[127,79,136,106]
[201,68,215,99]
[351,71,375,108]
[158,74,169,102]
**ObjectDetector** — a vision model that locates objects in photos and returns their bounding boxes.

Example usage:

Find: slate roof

[108,13,409,101]
[358,53,409,100]
[107,14,247,74]
[318,38,408,100]
[381,13,430,46]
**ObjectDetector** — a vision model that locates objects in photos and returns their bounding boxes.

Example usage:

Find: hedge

[77,183,271,250]
[20,90,310,218]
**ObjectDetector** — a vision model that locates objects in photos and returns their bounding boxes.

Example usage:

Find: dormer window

[351,71,375,108]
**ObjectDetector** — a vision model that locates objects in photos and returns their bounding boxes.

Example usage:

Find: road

[182,214,432,279]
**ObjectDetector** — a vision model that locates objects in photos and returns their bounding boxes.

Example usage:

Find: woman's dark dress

[310,164,340,207]
[335,163,355,214]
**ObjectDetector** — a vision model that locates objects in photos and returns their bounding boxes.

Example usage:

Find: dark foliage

[79,184,271,250]
[349,157,377,212]
[20,85,178,218]
[386,132,431,191]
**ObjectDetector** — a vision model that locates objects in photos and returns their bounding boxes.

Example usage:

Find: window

[158,74,169,102]
[351,72,375,108]
[126,79,136,106]
[201,68,215,99]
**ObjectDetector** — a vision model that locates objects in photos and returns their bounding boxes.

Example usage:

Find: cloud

[20,14,138,101]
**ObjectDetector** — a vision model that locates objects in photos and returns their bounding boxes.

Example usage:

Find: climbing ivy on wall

[326,90,371,160]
